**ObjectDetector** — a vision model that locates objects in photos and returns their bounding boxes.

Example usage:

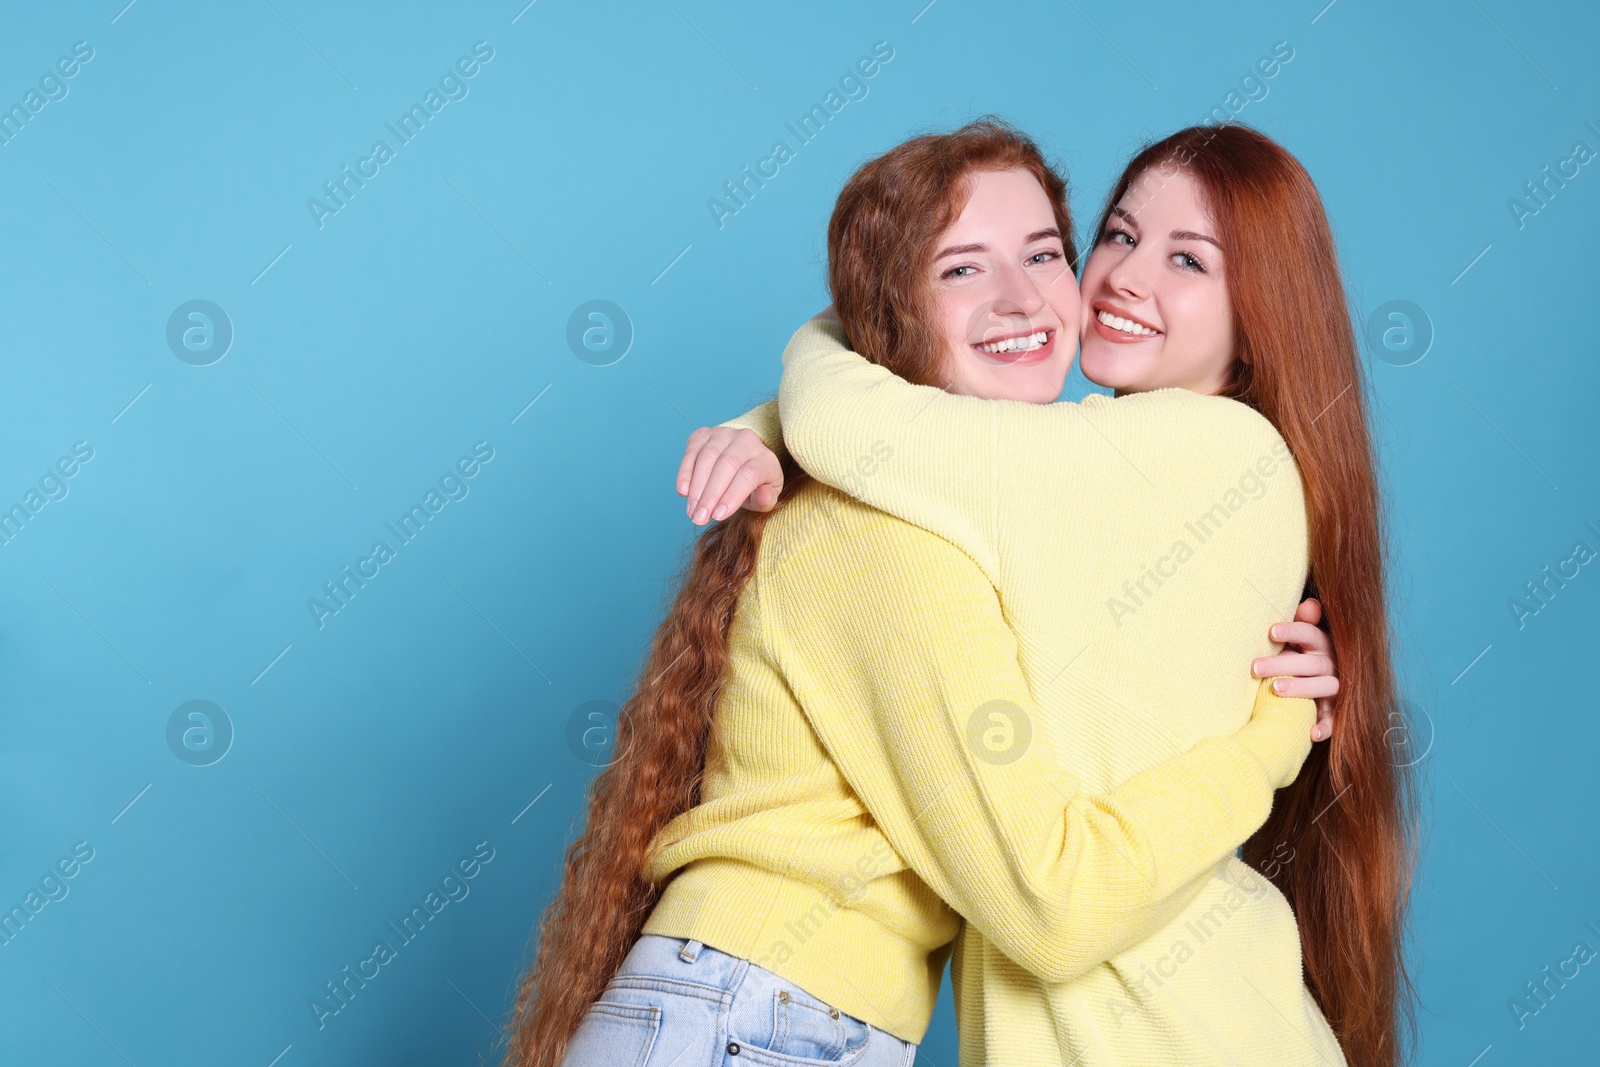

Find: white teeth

[1097,309,1158,336]
[978,330,1049,354]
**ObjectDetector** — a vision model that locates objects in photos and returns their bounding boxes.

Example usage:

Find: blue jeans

[558,934,918,1067]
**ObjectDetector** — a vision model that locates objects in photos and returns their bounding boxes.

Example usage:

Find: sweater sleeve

[777,316,1025,579]
[760,515,1316,985]
[716,398,785,459]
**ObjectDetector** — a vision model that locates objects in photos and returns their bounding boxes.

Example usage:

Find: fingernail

[1272,679,1286,694]
[1251,663,1262,677]
[712,503,728,520]
[1271,626,1285,640]
[693,506,709,523]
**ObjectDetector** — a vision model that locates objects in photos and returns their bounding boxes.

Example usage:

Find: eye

[941,264,977,280]
[1171,250,1206,272]
[1026,249,1062,266]
[1101,227,1134,247]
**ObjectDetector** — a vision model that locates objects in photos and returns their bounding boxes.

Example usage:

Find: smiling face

[929,167,1079,403]
[1077,168,1236,396]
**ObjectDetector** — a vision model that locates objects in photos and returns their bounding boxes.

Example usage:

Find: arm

[761,517,1316,984]
[777,316,1018,577]
[776,317,1343,741]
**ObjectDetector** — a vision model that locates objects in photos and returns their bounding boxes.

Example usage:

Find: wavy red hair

[497,117,1072,1067]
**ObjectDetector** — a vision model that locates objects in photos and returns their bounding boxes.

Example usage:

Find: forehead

[1115,168,1212,227]
[944,167,1055,232]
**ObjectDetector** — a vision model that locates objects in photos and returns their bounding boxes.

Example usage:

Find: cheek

[1197,289,1236,366]
[1165,287,1234,374]
[1048,271,1082,332]
[934,291,971,348]
[940,291,966,324]
[1078,252,1111,303]
[931,292,976,378]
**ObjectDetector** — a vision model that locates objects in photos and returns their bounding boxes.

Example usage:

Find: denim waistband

[620,933,855,1017]
[585,934,915,1067]
[618,931,753,991]
[613,933,916,1065]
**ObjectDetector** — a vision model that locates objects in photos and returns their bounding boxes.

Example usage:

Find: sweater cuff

[1232,689,1318,790]
[717,398,784,457]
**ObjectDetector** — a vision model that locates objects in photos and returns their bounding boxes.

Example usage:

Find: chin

[1077,355,1135,392]
[1026,370,1071,404]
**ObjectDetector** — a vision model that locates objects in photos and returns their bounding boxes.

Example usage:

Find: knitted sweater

[737,316,1346,1064]
[639,325,1320,1056]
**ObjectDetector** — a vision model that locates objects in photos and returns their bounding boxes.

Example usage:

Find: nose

[991,259,1049,322]
[1104,244,1151,300]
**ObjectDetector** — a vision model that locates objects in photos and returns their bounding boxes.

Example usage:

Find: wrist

[1235,690,1316,789]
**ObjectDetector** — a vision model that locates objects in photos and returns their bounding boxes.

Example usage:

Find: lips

[972,328,1055,366]
[1090,302,1161,344]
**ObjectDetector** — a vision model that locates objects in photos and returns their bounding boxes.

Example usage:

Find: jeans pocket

[774,995,871,1062]
[561,1000,661,1067]
[726,987,871,1066]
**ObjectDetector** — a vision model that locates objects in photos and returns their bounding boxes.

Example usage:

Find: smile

[1095,309,1160,337]
[976,329,1051,355]
[972,328,1054,366]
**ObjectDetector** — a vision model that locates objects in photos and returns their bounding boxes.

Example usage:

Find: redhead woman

[688,123,1416,1066]
[500,121,1336,1067]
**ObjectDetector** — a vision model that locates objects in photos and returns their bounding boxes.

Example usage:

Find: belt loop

[679,938,704,963]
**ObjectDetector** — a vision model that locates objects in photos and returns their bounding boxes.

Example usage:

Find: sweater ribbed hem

[642,857,939,1044]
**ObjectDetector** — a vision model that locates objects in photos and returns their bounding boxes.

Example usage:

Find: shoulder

[1110,389,1293,465]
[754,484,1007,666]
[1093,387,1264,427]
[758,482,993,597]
[766,482,977,562]
[1101,392,1307,552]
[1061,387,1253,437]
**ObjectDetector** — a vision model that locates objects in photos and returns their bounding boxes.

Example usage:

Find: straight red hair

[1094,124,1420,1067]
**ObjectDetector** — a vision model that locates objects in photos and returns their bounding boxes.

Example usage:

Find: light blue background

[1,1,1596,1064]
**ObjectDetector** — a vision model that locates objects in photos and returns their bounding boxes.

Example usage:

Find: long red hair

[1093,124,1419,1067]
[497,117,1074,1067]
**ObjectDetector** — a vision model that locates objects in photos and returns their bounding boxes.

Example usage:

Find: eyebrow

[935,228,1062,259]
[1172,229,1223,249]
[1109,206,1222,250]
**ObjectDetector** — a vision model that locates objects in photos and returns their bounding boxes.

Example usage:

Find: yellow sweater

[641,326,1319,1053]
[749,317,1345,1064]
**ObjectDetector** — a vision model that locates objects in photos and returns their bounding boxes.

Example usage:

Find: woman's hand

[676,427,783,525]
[1251,597,1338,743]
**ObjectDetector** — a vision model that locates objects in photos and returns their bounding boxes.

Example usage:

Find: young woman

[685,123,1415,1066]
[500,122,1333,1067]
